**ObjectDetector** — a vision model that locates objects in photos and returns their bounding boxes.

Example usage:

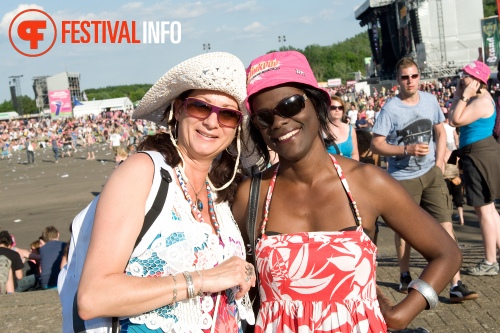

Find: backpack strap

[131,151,176,257]
[134,167,172,249]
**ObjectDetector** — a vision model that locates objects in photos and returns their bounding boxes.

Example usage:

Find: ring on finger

[245,275,250,282]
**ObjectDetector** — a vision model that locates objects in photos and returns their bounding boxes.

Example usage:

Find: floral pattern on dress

[255,155,387,333]
[255,230,386,333]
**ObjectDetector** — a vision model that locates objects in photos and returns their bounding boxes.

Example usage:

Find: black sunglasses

[183,97,242,128]
[459,72,471,79]
[330,105,344,111]
[250,94,308,129]
[400,74,419,81]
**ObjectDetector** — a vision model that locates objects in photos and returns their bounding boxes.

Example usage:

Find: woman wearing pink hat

[233,51,462,332]
[449,60,500,276]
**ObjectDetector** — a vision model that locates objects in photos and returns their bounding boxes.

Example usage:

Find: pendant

[197,199,204,212]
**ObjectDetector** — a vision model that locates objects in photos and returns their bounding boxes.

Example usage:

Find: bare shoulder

[338,158,403,203]
[102,152,155,195]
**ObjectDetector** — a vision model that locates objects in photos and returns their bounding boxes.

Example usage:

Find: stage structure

[33,76,49,110]
[355,0,483,80]
[34,72,82,111]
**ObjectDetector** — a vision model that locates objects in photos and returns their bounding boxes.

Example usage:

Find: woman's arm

[450,81,492,127]
[366,169,462,330]
[78,153,255,320]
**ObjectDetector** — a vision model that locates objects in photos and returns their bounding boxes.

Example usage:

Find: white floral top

[121,183,251,332]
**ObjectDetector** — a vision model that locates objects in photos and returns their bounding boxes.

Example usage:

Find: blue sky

[0,1,367,104]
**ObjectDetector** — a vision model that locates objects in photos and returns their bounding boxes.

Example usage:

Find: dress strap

[260,155,362,236]
[330,154,362,226]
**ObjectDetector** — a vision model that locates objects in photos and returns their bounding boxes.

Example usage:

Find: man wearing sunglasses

[371,57,478,303]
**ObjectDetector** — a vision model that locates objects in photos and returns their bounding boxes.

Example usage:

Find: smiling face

[174,89,238,162]
[250,85,323,161]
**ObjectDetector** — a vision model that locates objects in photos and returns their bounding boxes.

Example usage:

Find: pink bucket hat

[245,51,330,113]
[463,61,491,84]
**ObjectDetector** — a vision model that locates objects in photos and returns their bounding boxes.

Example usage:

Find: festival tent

[72,97,133,117]
[0,111,19,120]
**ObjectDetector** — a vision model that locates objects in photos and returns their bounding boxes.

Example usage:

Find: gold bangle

[195,270,204,297]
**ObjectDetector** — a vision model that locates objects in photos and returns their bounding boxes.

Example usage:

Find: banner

[481,16,499,67]
[327,78,342,87]
[48,89,72,119]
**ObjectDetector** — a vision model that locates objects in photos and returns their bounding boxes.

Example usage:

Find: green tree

[11,96,37,115]
[484,0,497,17]
[0,100,14,113]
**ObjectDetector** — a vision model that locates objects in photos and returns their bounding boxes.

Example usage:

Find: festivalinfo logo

[9,9,182,57]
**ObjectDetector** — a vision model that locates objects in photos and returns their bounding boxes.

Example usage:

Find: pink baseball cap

[245,51,330,113]
[463,61,491,84]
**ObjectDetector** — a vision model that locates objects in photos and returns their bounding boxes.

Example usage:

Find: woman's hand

[376,285,407,331]
[202,256,256,299]
[463,80,481,100]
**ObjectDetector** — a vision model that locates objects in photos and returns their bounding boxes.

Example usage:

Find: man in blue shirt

[40,226,67,289]
[371,57,477,303]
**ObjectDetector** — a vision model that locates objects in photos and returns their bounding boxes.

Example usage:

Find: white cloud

[0,4,45,35]
[299,16,313,24]
[121,2,145,11]
[215,25,237,33]
[243,21,265,33]
[319,8,336,20]
[225,0,257,13]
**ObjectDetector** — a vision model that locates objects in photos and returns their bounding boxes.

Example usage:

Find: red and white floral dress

[255,155,387,333]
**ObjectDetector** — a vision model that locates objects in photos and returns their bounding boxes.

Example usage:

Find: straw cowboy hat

[133,52,248,125]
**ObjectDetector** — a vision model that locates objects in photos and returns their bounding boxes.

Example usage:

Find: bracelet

[195,270,204,297]
[408,279,439,310]
[183,271,195,299]
[460,96,470,103]
[171,274,178,304]
[403,145,408,156]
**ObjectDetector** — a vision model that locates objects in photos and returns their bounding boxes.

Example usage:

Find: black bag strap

[331,141,341,155]
[246,172,262,263]
[134,167,172,248]
[245,172,262,331]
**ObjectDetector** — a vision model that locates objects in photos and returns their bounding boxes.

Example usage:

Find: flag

[82,91,88,101]
[73,95,83,106]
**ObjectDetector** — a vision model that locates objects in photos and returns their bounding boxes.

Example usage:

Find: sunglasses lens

[330,106,343,111]
[186,99,211,119]
[401,74,419,80]
[275,95,305,117]
[186,98,241,128]
[251,94,307,129]
[252,111,274,129]
[218,109,242,128]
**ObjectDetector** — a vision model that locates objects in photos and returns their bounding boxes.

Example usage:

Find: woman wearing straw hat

[233,51,462,332]
[450,60,500,276]
[78,52,255,332]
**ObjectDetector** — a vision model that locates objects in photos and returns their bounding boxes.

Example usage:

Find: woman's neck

[177,149,211,186]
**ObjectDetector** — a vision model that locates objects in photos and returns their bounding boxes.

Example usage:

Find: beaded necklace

[174,166,220,236]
